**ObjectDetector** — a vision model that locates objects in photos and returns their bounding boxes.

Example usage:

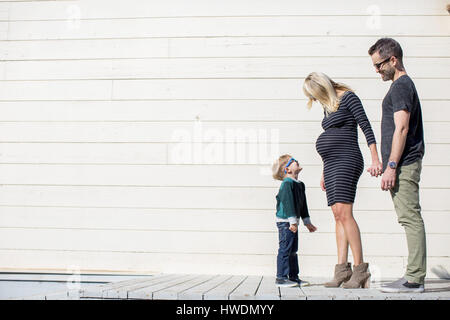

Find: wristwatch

[388,161,397,169]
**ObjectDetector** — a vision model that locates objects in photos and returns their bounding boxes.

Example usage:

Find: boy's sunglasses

[284,157,298,174]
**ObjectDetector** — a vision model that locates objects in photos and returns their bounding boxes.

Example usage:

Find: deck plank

[279,285,307,300]
[153,274,217,300]
[103,273,175,299]
[229,275,262,300]
[20,273,450,300]
[203,275,247,300]
[128,274,199,300]
[81,277,152,298]
[299,279,336,300]
[254,276,280,300]
[356,288,391,300]
[333,288,368,300]
[178,275,232,300]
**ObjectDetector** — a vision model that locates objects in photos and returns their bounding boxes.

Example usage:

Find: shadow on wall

[431,265,450,280]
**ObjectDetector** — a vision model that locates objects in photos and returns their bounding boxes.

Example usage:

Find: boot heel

[363,275,371,289]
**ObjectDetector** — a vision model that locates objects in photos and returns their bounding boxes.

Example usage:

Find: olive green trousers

[390,159,427,284]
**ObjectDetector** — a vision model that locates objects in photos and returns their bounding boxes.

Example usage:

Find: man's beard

[380,67,395,81]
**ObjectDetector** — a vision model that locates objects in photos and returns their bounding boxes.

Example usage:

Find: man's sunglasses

[373,56,392,69]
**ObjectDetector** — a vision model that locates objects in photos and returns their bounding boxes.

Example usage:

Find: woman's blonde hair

[272,154,293,181]
[302,72,353,116]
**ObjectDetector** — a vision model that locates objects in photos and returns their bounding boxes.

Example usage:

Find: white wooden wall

[0,0,449,280]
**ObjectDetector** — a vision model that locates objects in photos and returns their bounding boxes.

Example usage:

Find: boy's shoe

[275,278,298,287]
[289,278,311,287]
[379,280,425,293]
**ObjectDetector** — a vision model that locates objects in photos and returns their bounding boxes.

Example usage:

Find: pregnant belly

[316,128,360,160]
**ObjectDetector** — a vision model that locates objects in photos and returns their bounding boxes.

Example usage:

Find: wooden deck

[26,274,449,300]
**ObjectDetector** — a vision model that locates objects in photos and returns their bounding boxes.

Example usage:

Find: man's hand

[381,167,396,191]
[289,224,298,233]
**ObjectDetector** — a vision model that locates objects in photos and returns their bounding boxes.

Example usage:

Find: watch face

[389,161,396,169]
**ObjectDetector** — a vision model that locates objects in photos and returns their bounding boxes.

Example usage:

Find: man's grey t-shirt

[381,74,425,171]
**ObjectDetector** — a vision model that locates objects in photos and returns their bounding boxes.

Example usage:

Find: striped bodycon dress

[316,91,376,206]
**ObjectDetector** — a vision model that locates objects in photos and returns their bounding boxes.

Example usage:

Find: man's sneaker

[275,278,298,287]
[379,280,425,293]
[289,278,311,287]
[381,277,407,288]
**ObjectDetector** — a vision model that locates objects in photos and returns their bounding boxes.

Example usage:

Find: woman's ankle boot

[324,262,352,288]
[342,262,371,289]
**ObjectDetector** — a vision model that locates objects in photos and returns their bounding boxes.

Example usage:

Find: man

[368,38,426,293]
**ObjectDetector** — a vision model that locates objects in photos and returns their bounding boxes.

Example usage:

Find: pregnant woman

[303,72,382,289]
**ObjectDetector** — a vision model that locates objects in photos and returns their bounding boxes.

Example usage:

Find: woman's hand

[320,174,326,191]
[367,159,383,177]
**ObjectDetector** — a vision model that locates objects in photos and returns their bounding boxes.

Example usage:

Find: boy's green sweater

[276,177,311,225]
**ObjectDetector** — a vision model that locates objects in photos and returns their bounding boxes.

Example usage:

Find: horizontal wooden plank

[3,0,448,20]
[0,3,10,21]
[0,249,447,279]
[0,142,168,164]
[111,78,450,100]
[0,163,449,189]
[0,228,448,257]
[2,37,449,61]
[0,80,112,100]
[0,206,447,234]
[4,57,450,80]
[6,16,449,41]
[0,121,447,144]
[0,142,447,166]
[0,185,447,211]
[0,38,169,60]
[0,21,7,39]
[0,100,447,122]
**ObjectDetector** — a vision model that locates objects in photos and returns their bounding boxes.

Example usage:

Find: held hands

[365,159,395,190]
[367,160,383,177]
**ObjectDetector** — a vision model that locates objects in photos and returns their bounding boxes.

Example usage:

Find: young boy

[272,154,317,287]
